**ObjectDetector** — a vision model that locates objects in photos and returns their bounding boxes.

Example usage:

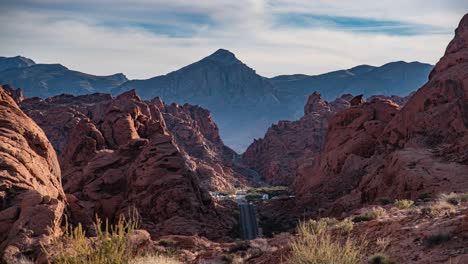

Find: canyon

[0,11,467,264]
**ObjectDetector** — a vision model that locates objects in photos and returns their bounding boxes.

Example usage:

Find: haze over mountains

[0,51,433,151]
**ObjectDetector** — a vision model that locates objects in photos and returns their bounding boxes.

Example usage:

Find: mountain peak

[204,49,240,65]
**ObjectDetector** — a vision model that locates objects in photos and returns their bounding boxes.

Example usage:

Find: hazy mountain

[0,60,127,98]
[271,61,433,117]
[0,56,35,72]
[0,53,432,152]
[114,49,287,151]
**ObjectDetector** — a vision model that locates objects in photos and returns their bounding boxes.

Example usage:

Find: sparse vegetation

[44,213,138,264]
[421,201,455,217]
[335,218,354,234]
[425,233,452,247]
[353,207,386,222]
[393,199,414,209]
[368,253,397,264]
[158,239,177,248]
[222,254,234,263]
[376,197,392,205]
[418,192,432,201]
[288,219,366,264]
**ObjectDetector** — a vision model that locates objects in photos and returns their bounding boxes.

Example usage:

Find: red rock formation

[241,92,350,185]
[295,14,468,214]
[20,90,235,240]
[350,94,364,106]
[160,101,252,191]
[0,86,65,260]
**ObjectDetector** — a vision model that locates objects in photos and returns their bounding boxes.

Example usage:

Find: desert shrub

[222,254,234,263]
[368,253,397,264]
[44,210,140,264]
[441,192,461,205]
[375,237,391,252]
[335,218,354,234]
[130,254,181,264]
[376,197,392,205]
[418,192,432,201]
[421,201,455,217]
[353,207,386,222]
[461,193,468,203]
[229,241,250,253]
[425,233,452,247]
[158,239,177,248]
[393,199,414,209]
[288,220,366,264]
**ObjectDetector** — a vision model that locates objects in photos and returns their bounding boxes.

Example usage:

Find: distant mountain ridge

[0,52,433,151]
[0,58,127,98]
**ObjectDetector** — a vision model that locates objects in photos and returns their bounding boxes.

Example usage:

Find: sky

[0,0,467,79]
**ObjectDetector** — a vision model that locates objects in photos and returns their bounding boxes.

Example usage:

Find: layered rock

[241,93,350,185]
[0,86,65,260]
[160,100,252,191]
[21,90,235,240]
[295,14,468,214]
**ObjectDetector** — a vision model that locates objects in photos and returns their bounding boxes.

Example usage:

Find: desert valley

[0,3,467,264]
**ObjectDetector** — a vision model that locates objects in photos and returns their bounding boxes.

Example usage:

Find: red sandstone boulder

[0,86,65,261]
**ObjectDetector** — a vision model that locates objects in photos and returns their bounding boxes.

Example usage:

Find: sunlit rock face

[294,14,468,215]
[0,86,65,260]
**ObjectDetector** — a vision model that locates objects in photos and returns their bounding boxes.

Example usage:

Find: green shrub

[368,253,397,264]
[376,197,392,205]
[222,254,234,263]
[288,220,366,264]
[353,207,386,222]
[425,233,451,247]
[418,192,432,201]
[393,199,414,209]
[442,192,461,205]
[44,210,140,264]
[229,241,250,253]
[158,239,177,248]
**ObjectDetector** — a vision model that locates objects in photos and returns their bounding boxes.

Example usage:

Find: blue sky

[0,0,466,79]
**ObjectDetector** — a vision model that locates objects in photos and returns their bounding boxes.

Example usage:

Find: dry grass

[43,209,140,264]
[288,219,366,264]
[353,207,386,222]
[393,199,414,209]
[421,201,456,217]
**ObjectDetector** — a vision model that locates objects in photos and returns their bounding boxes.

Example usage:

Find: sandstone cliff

[241,93,351,185]
[295,14,468,214]
[21,90,236,240]
[0,86,65,260]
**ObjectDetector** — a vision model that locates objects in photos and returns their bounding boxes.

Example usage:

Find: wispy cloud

[0,0,466,79]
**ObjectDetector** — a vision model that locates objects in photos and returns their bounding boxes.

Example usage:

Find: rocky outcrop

[0,86,65,260]
[241,93,350,185]
[20,90,235,240]
[294,13,468,214]
[160,100,252,191]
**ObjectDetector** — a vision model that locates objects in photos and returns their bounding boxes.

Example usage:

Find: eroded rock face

[294,14,468,214]
[161,101,252,191]
[241,93,350,185]
[0,86,65,260]
[22,90,235,240]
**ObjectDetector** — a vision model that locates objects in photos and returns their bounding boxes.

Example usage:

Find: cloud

[0,1,465,79]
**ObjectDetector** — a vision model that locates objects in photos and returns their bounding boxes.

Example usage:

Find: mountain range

[0,51,433,151]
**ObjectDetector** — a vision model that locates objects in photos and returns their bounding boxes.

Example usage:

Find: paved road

[239,202,258,240]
